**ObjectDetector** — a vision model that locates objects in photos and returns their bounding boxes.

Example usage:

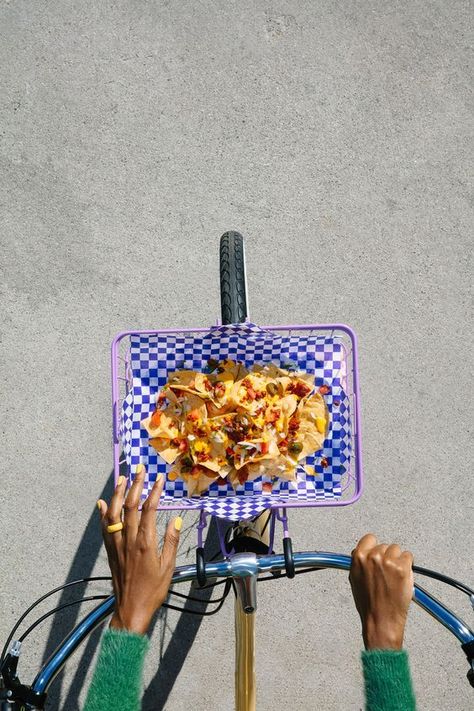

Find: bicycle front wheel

[220,231,248,325]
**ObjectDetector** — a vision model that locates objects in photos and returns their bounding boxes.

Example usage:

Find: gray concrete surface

[1,1,473,709]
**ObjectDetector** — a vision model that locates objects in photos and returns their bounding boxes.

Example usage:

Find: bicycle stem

[30,552,474,696]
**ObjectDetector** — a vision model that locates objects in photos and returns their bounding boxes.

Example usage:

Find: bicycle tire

[220,231,248,325]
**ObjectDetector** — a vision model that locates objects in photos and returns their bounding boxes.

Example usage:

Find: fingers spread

[98,499,110,535]
[97,497,122,557]
[161,517,182,569]
[107,475,127,525]
[139,474,165,537]
[124,464,146,545]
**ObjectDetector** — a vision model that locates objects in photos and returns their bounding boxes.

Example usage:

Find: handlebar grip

[461,640,474,688]
[283,538,295,579]
[196,547,207,587]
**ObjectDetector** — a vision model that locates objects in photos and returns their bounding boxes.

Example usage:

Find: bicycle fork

[231,511,272,711]
[232,553,258,711]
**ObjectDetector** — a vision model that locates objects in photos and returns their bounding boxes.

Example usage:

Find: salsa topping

[141,359,329,496]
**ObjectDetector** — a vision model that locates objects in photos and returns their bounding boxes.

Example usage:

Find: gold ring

[106,522,124,534]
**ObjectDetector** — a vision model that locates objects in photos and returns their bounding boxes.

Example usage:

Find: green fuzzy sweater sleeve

[362,649,416,711]
[83,628,149,711]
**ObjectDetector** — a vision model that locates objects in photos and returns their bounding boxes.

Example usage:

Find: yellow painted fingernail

[168,471,178,481]
[117,475,125,486]
[315,417,326,434]
[136,463,144,475]
[174,516,183,532]
[97,500,101,511]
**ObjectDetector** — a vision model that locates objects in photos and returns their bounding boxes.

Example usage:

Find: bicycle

[1,232,473,710]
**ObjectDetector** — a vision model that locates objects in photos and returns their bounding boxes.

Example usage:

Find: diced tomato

[197,452,211,462]
[319,384,331,395]
[238,466,249,485]
[278,438,288,452]
[226,447,234,457]
[247,387,256,401]
[255,390,265,400]
[178,439,188,452]
[260,441,269,455]
[288,416,300,433]
[289,381,311,398]
[150,410,162,428]
[204,379,213,391]
[187,410,199,422]
[214,383,226,397]
[265,408,280,424]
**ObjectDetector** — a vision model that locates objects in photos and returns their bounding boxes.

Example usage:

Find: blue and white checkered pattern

[120,323,351,520]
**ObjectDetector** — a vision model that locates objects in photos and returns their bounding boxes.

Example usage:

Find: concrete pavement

[1,2,473,709]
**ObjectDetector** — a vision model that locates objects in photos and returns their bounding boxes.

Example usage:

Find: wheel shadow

[41,473,224,711]
[41,476,114,711]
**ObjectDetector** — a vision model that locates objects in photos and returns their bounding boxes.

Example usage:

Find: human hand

[97,465,182,635]
[349,533,414,650]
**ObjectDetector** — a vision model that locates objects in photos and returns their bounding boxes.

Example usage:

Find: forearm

[83,628,149,711]
[362,649,416,711]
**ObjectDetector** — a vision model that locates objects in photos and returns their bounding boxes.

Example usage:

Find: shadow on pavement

[141,517,223,711]
[41,476,114,711]
[41,474,225,711]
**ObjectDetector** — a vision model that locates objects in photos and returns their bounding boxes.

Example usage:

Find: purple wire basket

[111,322,363,521]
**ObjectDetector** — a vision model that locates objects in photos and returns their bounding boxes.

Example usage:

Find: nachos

[141,359,329,496]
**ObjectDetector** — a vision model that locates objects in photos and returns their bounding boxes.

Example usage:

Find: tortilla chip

[149,437,180,464]
[285,375,314,400]
[295,420,325,458]
[299,392,329,436]
[294,371,314,385]
[248,455,298,482]
[216,359,248,381]
[228,464,256,488]
[229,374,268,411]
[179,465,220,496]
[141,410,179,439]
[194,373,214,396]
[279,394,298,417]
[233,438,280,469]
[206,399,234,417]
[145,360,329,496]
[251,363,288,378]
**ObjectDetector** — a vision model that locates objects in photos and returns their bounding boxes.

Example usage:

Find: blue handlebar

[32,552,474,694]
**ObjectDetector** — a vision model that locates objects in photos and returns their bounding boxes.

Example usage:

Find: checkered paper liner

[120,323,351,521]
